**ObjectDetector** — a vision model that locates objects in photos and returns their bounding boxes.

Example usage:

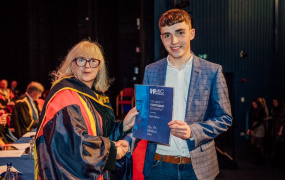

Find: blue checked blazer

[142,54,232,180]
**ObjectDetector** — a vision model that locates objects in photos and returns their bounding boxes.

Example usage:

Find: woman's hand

[115,140,129,159]
[123,107,139,132]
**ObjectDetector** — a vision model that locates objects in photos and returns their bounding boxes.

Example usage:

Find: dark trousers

[145,160,198,180]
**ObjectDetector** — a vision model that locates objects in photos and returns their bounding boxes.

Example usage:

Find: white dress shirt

[156,55,193,157]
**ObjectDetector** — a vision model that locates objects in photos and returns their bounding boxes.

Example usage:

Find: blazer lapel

[185,55,202,120]
[158,58,167,86]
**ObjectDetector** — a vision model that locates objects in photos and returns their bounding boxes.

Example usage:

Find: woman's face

[273,99,278,107]
[252,102,258,109]
[72,56,100,88]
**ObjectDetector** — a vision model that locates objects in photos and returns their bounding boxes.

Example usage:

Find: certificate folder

[133,84,173,144]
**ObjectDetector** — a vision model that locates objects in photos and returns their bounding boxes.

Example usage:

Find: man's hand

[115,140,129,159]
[123,107,139,132]
[168,120,191,140]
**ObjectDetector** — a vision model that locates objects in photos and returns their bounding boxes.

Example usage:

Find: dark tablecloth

[0,155,34,180]
[0,130,35,180]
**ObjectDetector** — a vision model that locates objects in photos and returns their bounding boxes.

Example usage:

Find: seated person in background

[10,81,44,139]
[0,109,8,148]
[36,89,50,110]
[0,79,15,112]
[10,80,21,100]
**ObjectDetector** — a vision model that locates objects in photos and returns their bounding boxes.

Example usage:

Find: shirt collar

[167,54,193,69]
[26,92,33,102]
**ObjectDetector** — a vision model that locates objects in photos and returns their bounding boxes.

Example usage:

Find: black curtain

[0,0,78,92]
[0,0,152,109]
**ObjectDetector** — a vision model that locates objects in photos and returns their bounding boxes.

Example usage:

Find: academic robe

[0,88,14,106]
[35,77,130,180]
[10,94,40,138]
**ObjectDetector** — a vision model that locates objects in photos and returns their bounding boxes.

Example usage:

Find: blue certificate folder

[133,84,173,144]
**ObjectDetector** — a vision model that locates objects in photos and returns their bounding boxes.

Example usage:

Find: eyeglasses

[73,57,101,68]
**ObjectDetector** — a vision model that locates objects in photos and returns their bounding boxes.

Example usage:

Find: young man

[136,9,232,180]
[10,81,44,138]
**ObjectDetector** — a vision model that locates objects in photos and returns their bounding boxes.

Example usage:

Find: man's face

[11,81,17,88]
[0,80,8,89]
[31,91,42,101]
[160,22,195,62]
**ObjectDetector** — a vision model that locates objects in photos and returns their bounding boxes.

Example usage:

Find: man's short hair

[159,9,193,29]
[26,82,44,94]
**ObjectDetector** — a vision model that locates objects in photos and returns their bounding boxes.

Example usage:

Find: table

[0,131,35,180]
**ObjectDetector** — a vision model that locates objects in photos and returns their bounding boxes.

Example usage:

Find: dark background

[0,0,284,146]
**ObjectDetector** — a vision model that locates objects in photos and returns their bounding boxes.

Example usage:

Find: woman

[271,99,285,165]
[270,99,282,141]
[35,40,138,179]
[258,97,270,154]
[247,98,266,158]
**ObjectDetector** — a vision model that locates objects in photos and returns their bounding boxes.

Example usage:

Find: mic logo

[150,88,164,95]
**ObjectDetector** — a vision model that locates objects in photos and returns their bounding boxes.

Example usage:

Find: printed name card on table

[22,131,36,137]
[133,84,173,144]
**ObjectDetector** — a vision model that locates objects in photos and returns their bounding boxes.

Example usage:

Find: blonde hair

[258,97,267,107]
[51,40,112,92]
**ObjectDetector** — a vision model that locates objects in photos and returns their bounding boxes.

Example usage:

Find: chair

[116,88,135,117]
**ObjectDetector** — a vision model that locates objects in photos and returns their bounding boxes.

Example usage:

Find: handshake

[115,140,129,160]
[114,107,139,160]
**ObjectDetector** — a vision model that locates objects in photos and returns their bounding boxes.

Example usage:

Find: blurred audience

[270,98,285,166]
[0,79,15,111]
[258,97,270,154]
[0,109,8,149]
[247,98,266,163]
[259,97,269,129]
[36,89,50,110]
[268,98,282,149]
[10,80,21,100]
[10,81,44,139]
